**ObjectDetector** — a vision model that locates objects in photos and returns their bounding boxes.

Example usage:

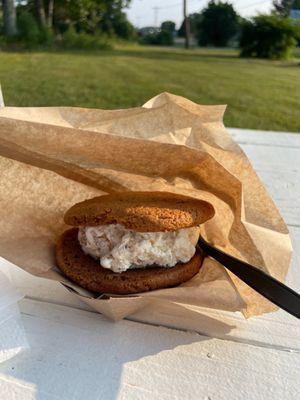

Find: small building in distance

[138,27,160,37]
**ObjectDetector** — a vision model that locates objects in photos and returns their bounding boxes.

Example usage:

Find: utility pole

[153,6,160,27]
[183,0,190,49]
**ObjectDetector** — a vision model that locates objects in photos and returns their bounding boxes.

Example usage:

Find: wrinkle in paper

[0,93,292,320]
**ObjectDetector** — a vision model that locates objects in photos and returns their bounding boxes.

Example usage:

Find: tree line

[141,0,300,59]
[1,0,300,58]
[1,0,135,45]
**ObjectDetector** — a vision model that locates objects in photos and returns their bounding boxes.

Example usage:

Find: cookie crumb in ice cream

[78,224,200,273]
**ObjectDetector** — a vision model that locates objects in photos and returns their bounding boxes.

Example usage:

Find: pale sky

[126,0,273,28]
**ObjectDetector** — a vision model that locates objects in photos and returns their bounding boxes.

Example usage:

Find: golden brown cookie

[64,191,214,232]
[56,228,203,295]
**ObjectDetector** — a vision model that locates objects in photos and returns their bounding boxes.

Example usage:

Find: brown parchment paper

[0,92,292,321]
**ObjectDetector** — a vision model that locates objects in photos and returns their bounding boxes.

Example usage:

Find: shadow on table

[0,303,234,400]
[129,300,236,339]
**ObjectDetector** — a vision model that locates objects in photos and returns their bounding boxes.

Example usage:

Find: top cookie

[64,191,215,232]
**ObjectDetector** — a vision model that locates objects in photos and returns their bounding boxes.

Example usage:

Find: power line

[152,6,160,26]
[239,0,271,10]
[150,1,202,25]
[132,0,271,27]
[151,0,201,11]
[160,2,182,10]
[133,0,206,29]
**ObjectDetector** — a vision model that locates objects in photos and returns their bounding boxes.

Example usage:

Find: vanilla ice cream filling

[78,224,200,273]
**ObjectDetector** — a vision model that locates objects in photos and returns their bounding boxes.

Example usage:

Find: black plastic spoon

[198,236,300,319]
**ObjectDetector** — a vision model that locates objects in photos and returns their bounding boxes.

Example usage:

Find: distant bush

[60,26,112,50]
[0,35,6,50]
[12,10,55,48]
[240,15,300,59]
[161,21,176,34]
[140,29,174,46]
[0,13,3,36]
[18,11,41,45]
[0,21,112,51]
[39,28,55,47]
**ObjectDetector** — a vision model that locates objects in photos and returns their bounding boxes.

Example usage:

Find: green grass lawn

[0,45,299,131]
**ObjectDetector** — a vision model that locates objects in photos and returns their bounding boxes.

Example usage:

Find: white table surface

[0,128,299,400]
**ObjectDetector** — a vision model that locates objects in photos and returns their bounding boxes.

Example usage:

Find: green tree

[53,0,134,38]
[196,1,239,47]
[23,0,55,28]
[272,0,300,17]
[178,13,201,37]
[19,0,134,39]
[35,0,47,27]
[161,20,176,33]
[17,9,42,45]
[99,0,135,39]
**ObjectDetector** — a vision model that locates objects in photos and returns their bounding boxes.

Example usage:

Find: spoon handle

[198,237,300,319]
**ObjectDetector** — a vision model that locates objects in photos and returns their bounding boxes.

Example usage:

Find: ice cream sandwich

[56,192,215,294]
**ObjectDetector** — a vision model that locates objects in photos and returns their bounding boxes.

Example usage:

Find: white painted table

[0,128,299,400]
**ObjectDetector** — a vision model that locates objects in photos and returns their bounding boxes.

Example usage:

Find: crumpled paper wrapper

[0,92,292,321]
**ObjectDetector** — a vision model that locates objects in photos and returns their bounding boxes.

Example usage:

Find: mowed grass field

[0,45,299,131]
